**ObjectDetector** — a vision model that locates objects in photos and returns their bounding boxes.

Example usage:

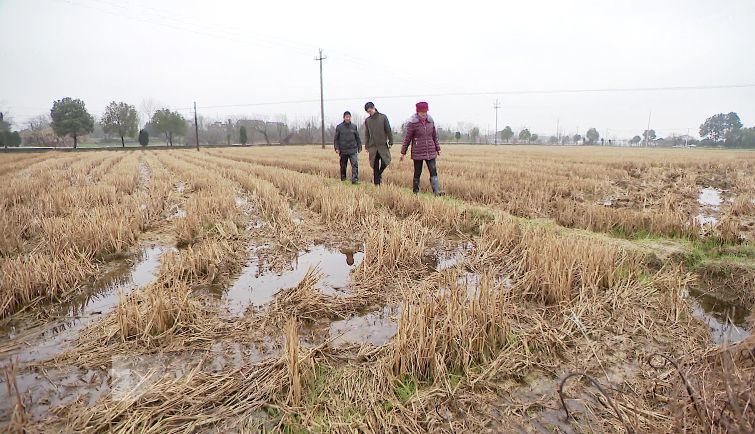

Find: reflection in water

[0,245,170,363]
[688,287,750,344]
[329,304,401,347]
[226,245,364,315]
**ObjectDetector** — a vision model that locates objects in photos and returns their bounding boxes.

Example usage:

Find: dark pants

[372,153,388,185]
[413,159,438,192]
[339,153,358,182]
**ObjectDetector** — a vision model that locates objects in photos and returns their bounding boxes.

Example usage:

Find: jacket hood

[407,113,434,124]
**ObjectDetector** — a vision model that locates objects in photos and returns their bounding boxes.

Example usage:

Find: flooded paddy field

[1,145,754,433]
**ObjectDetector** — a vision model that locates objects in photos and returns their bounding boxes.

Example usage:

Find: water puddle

[695,187,724,228]
[0,336,281,423]
[432,242,475,271]
[688,288,750,344]
[226,245,364,315]
[0,367,109,422]
[694,214,718,226]
[329,304,401,347]
[439,272,513,299]
[699,187,723,208]
[0,245,170,363]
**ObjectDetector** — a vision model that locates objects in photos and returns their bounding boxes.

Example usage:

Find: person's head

[415,101,429,119]
[364,101,376,116]
[343,111,352,123]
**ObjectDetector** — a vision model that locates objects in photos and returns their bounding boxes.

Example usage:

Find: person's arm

[355,125,362,152]
[333,125,340,152]
[364,120,370,148]
[433,124,441,155]
[384,116,394,146]
[401,122,414,155]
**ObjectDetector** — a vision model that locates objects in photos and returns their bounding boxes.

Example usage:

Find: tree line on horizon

[2,98,754,149]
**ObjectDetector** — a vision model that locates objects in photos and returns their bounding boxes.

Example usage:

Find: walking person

[334,111,361,184]
[363,102,394,186]
[400,101,445,196]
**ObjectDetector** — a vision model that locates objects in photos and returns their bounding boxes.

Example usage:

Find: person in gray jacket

[333,111,362,184]
[363,102,393,186]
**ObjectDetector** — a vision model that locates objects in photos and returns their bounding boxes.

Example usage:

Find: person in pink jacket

[400,101,445,196]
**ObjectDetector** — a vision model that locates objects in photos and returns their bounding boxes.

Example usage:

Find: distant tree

[101,101,139,147]
[138,129,149,146]
[239,126,248,145]
[501,126,514,143]
[530,133,539,143]
[50,98,94,149]
[585,128,600,144]
[26,114,51,132]
[519,128,532,143]
[642,129,656,146]
[549,135,559,144]
[699,112,742,144]
[572,134,582,144]
[725,127,755,148]
[630,135,642,145]
[469,127,481,143]
[0,112,9,140]
[454,131,461,142]
[1,131,22,148]
[151,109,186,146]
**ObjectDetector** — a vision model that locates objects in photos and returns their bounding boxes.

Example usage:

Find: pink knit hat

[415,101,429,112]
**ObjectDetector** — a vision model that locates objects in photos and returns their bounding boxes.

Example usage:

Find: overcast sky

[1,0,754,139]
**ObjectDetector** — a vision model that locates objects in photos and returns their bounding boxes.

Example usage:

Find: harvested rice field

[1,145,754,433]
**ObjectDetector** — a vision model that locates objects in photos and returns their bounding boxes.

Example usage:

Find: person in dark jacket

[363,102,394,186]
[400,101,444,196]
[334,111,362,183]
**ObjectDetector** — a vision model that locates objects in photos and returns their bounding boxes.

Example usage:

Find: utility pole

[194,102,200,151]
[645,111,652,147]
[315,49,327,149]
[494,100,500,145]
[686,127,690,147]
[556,119,560,143]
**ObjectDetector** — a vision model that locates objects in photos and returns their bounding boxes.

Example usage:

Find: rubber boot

[431,176,445,196]
[412,178,420,194]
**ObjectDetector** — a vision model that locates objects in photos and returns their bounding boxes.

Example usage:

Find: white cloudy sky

[1,0,754,139]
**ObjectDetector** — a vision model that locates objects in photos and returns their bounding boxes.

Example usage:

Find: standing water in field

[0,245,171,363]
[226,244,364,315]
[688,287,750,344]
[329,304,401,347]
[695,187,724,227]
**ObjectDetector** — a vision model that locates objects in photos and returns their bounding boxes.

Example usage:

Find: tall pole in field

[194,102,200,151]
[646,111,652,147]
[494,99,500,145]
[315,49,327,149]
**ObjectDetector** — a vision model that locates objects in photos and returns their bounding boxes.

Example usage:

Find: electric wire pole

[646,111,652,147]
[194,102,200,151]
[494,100,500,145]
[315,49,327,149]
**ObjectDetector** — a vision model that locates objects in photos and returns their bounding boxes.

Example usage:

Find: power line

[175,83,755,111]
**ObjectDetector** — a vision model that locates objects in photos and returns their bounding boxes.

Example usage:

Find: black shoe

[352,180,359,185]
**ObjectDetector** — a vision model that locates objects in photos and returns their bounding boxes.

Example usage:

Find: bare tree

[139,98,159,128]
[27,113,51,131]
